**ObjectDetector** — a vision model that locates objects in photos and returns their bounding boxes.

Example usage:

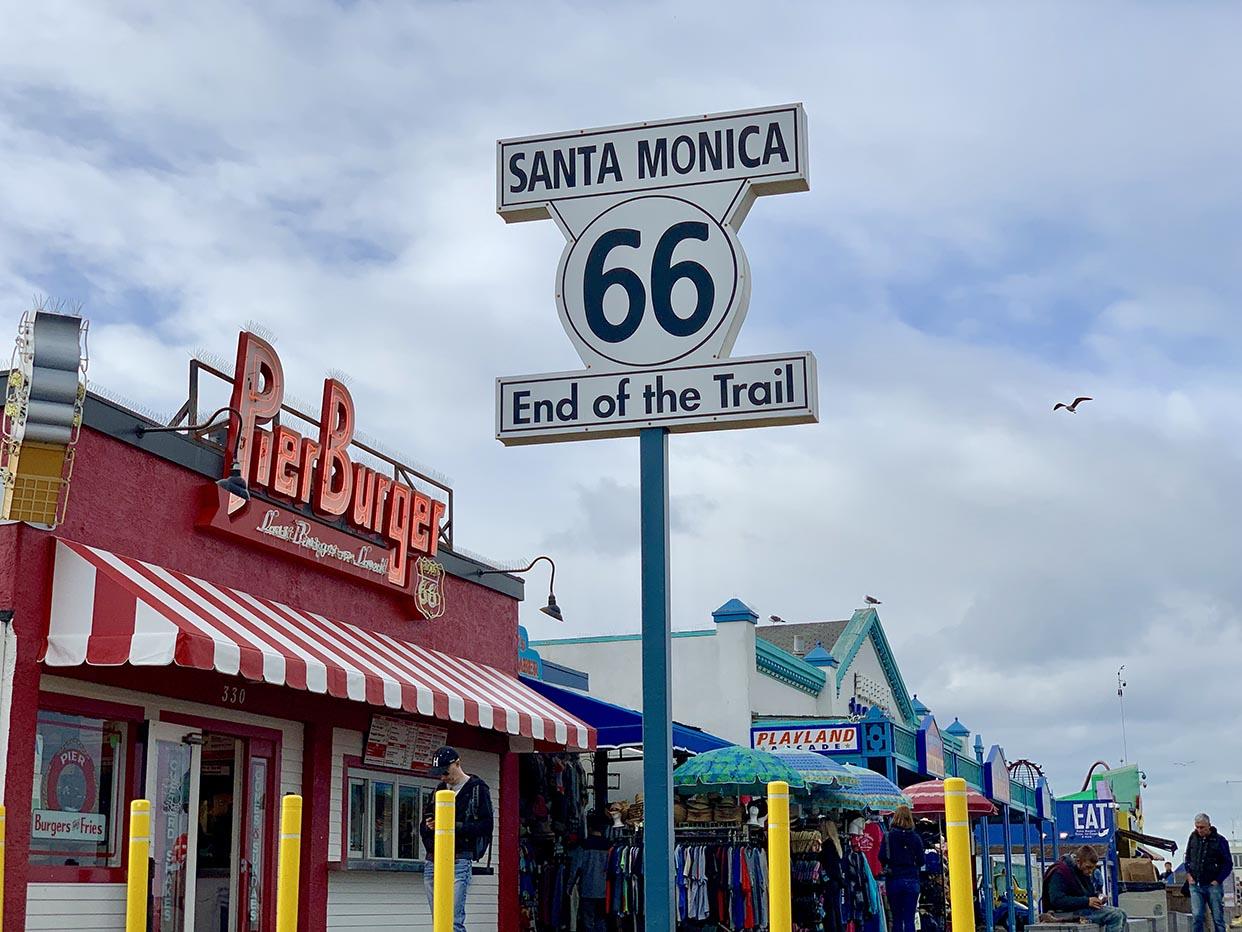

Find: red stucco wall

[1,425,525,930]
[57,426,520,672]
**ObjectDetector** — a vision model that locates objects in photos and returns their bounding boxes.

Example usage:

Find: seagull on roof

[864,595,881,605]
[1053,396,1092,413]
[769,614,785,623]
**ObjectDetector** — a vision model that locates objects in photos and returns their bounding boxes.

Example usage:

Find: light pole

[1116,666,1128,763]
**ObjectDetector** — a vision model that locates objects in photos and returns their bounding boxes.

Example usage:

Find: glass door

[146,722,203,932]
[239,739,274,932]
[195,734,241,932]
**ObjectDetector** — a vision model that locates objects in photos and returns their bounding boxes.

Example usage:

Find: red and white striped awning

[42,539,593,750]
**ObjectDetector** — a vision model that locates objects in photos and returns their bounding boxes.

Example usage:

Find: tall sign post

[496,104,819,928]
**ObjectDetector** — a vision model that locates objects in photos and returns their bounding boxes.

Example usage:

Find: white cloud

[1,0,1239,842]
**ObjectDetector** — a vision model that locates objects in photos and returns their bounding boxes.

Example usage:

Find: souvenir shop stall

[906,779,996,932]
[780,762,910,932]
[672,747,794,932]
[517,678,733,932]
[671,748,912,932]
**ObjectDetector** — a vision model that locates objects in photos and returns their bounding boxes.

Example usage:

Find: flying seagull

[864,595,881,605]
[1053,396,1092,413]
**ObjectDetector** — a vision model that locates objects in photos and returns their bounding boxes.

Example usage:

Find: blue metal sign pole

[1023,809,1035,924]
[640,427,674,930]
[1004,804,1016,932]
[979,818,994,929]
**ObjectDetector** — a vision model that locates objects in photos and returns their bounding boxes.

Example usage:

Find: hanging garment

[860,821,887,878]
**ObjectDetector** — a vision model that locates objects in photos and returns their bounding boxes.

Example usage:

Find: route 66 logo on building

[414,556,446,620]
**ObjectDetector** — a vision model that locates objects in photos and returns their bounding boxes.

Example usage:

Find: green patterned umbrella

[673,746,806,795]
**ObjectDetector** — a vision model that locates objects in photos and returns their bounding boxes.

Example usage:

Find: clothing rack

[676,840,769,931]
[676,822,756,843]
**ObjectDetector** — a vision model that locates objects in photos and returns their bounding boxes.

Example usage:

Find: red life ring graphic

[44,744,98,813]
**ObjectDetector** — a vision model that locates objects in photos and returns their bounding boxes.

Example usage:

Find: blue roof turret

[803,641,838,667]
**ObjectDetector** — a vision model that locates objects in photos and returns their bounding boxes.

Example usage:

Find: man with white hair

[1185,813,1231,932]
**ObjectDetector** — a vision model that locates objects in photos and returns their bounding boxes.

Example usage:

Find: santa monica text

[499,105,805,209]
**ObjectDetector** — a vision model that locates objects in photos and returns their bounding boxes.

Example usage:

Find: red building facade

[0,336,591,931]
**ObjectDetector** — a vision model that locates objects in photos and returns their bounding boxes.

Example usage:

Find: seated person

[1044,846,1128,932]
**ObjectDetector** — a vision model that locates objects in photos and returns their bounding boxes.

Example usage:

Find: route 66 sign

[495,104,819,444]
[414,556,446,621]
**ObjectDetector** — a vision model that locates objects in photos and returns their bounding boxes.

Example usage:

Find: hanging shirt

[859,821,886,878]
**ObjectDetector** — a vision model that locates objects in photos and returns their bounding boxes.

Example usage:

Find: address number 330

[557,195,747,369]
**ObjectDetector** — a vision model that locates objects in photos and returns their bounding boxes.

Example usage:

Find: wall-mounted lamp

[475,555,562,622]
[135,406,249,504]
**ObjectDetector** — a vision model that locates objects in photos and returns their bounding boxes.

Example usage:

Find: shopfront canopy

[522,677,732,755]
[41,539,594,750]
[906,779,996,817]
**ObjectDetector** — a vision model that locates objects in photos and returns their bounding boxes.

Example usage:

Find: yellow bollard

[768,780,792,932]
[275,795,302,932]
[433,788,457,932]
[125,799,150,932]
[945,777,976,932]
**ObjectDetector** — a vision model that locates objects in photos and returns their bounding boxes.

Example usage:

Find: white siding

[31,676,304,927]
[326,748,501,931]
[328,727,363,862]
[845,637,900,719]
[27,883,125,931]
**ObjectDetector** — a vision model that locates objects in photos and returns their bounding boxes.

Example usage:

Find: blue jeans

[1078,905,1128,932]
[1191,882,1226,932]
[424,857,473,932]
[888,876,920,932]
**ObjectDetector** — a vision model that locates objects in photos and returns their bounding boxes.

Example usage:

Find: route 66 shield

[414,556,446,620]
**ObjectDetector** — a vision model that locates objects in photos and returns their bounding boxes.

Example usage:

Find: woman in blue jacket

[886,805,925,932]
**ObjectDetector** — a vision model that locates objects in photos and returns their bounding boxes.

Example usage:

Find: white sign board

[498,104,808,222]
[495,104,818,445]
[499,352,816,444]
[751,724,860,753]
[363,715,448,771]
[32,809,107,842]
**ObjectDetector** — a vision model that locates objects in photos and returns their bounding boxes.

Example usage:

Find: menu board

[363,715,448,771]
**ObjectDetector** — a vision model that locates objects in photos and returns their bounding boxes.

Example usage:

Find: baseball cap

[428,746,460,776]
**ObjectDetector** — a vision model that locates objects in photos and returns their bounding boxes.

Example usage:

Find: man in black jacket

[1186,813,1232,932]
[1044,846,1128,932]
[420,746,494,932]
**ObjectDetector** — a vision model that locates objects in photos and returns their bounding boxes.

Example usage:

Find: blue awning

[522,677,734,755]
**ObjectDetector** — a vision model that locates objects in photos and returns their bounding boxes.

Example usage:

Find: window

[792,635,806,653]
[1233,853,1242,869]
[31,709,129,868]
[345,766,434,865]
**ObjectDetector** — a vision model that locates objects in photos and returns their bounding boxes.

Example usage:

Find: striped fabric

[42,539,594,750]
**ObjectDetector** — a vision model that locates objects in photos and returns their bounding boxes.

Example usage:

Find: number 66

[583,222,716,344]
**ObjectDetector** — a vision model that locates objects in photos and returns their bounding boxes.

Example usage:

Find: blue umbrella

[767,750,860,791]
[811,763,910,812]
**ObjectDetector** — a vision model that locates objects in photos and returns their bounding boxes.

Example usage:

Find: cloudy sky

[3,2,1240,843]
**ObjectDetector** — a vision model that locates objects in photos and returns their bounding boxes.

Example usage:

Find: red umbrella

[905,779,996,817]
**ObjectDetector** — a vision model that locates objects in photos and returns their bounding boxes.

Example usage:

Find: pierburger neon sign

[205,331,447,615]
